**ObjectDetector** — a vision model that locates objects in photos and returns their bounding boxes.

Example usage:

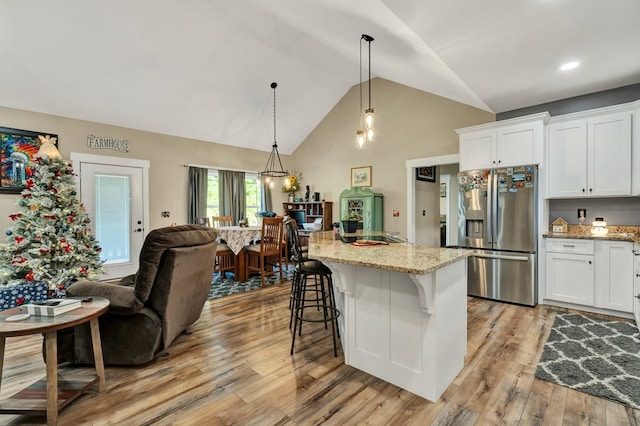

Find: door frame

[70,152,150,268]
[405,154,459,244]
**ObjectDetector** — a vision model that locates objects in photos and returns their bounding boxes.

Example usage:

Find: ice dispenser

[464,210,484,238]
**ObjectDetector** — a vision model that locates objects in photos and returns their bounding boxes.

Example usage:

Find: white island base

[326,258,467,402]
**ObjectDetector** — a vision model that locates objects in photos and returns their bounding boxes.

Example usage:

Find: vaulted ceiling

[1,1,639,154]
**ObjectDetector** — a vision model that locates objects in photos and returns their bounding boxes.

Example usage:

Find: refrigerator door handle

[487,172,493,245]
[472,253,530,262]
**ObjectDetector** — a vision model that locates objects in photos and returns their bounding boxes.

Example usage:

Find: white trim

[405,154,459,244]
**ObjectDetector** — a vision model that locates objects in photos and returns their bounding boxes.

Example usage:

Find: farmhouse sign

[87,135,130,153]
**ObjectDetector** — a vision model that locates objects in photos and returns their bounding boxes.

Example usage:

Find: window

[244,173,261,225]
[206,170,220,218]
[206,170,262,225]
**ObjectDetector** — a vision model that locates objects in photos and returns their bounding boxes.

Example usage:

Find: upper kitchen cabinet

[457,112,549,172]
[547,110,632,198]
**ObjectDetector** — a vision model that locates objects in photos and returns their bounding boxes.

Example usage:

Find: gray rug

[535,312,640,409]
[208,266,294,300]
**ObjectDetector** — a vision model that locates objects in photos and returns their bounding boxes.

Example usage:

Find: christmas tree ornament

[36,135,62,159]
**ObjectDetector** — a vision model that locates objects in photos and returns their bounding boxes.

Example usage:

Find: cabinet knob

[582,188,585,193]
[588,260,592,264]
[498,160,501,164]
[636,294,640,300]
[589,188,593,192]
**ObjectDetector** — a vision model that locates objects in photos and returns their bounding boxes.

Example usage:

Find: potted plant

[341,211,360,234]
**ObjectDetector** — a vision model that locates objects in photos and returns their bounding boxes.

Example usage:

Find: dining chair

[245,216,284,287]
[211,215,233,227]
[210,216,234,277]
[196,217,210,226]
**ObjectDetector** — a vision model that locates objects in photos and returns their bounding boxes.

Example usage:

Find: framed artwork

[0,127,59,193]
[351,166,372,187]
[416,166,436,182]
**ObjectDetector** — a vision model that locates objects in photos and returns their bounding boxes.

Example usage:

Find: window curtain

[261,178,273,212]
[219,170,245,224]
[188,166,208,224]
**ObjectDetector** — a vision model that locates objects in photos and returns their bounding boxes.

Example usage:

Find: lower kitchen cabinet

[545,238,633,314]
[546,249,595,307]
[634,244,640,329]
[595,240,633,312]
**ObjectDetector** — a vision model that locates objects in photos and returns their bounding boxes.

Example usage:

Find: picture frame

[351,166,372,187]
[0,127,59,193]
[416,166,436,183]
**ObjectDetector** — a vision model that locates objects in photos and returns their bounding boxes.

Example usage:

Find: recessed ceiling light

[560,61,580,71]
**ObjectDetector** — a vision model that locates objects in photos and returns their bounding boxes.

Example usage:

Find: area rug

[208,266,294,300]
[535,312,640,409]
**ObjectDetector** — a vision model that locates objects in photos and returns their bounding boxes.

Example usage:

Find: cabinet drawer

[546,239,594,255]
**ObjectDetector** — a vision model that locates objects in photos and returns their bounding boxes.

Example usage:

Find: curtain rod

[182,164,259,174]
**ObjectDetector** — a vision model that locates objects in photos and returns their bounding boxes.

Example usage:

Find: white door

[72,153,149,280]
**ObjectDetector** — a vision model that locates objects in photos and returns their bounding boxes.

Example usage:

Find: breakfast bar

[308,232,471,402]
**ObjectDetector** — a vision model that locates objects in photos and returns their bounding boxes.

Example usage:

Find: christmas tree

[0,136,104,291]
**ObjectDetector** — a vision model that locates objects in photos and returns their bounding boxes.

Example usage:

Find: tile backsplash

[549,197,640,225]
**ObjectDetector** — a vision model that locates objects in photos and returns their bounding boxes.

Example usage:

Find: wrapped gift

[0,282,48,311]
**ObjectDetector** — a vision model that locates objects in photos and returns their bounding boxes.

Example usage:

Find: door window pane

[95,174,130,264]
[245,173,261,225]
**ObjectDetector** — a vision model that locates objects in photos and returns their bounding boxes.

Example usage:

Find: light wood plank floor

[1,282,639,425]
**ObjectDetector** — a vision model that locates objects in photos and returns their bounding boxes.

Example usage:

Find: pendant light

[260,82,288,187]
[356,34,375,148]
[362,34,375,142]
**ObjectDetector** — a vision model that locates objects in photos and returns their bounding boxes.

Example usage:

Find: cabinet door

[459,130,495,171]
[547,119,588,198]
[634,247,640,330]
[595,241,633,312]
[545,252,594,306]
[496,121,542,167]
[588,112,632,197]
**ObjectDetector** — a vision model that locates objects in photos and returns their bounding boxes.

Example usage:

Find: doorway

[405,154,459,245]
[71,153,149,280]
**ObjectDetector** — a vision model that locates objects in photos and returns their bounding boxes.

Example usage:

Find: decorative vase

[288,193,295,203]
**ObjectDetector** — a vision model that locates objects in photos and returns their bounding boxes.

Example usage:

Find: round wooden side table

[0,297,110,425]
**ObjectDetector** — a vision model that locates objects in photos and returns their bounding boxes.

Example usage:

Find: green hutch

[339,187,384,231]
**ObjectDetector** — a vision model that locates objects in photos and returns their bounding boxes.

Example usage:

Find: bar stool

[286,219,340,357]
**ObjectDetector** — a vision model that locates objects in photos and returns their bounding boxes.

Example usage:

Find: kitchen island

[307,232,471,402]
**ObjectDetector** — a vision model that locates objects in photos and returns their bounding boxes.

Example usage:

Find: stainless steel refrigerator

[458,165,537,306]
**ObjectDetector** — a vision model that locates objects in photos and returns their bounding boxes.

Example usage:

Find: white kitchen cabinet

[633,244,640,330]
[457,113,548,172]
[594,241,633,312]
[545,239,595,306]
[547,111,632,198]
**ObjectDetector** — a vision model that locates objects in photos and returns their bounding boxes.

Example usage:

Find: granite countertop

[543,225,640,244]
[308,231,472,275]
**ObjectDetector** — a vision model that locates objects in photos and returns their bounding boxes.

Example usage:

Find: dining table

[215,225,262,282]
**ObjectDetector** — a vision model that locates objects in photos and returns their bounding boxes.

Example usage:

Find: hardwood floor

[1,282,639,425]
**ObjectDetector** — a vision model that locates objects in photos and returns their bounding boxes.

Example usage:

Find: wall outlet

[577,208,586,219]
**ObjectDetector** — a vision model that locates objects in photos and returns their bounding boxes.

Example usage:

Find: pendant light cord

[271,82,277,147]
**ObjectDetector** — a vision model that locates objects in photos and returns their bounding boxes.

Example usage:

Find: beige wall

[0,106,291,232]
[290,78,494,235]
[0,79,493,241]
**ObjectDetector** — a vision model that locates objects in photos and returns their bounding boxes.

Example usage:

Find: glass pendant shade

[356,130,365,149]
[364,108,375,141]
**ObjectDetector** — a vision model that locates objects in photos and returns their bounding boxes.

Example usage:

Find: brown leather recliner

[55,225,218,365]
